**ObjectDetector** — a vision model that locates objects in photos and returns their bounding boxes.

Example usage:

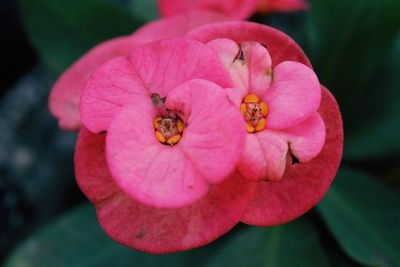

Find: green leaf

[344,34,400,160]
[3,204,184,267]
[317,168,400,267]
[205,218,330,267]
[301,0,400,158]
[18,0,145,74]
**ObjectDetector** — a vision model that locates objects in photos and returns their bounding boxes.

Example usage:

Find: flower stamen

[241,94,269,133]
[153,116,184,146]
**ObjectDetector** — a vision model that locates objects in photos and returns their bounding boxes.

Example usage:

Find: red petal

[75,127,256,253]
[241,87,343,226]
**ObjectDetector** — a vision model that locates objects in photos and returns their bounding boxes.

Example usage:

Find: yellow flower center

[153,116,184,145]
[240,94,269,133]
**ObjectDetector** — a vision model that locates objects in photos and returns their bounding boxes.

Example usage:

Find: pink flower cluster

[49,10,342,254]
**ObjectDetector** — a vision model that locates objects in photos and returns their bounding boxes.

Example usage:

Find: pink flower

[79,38,246,208]
[52,19,342,253]
[205,39,323,182]
[76,38,256,253]
[188,21,342,226]
[157,0,309,20]
[49,11,228,131]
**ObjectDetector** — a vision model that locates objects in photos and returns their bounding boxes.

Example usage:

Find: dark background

[1,0,400,266]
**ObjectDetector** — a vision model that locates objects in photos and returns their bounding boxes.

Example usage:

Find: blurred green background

[0,0,399,266]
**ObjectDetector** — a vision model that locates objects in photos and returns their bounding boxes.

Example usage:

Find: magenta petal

[80,38,233,133]
[158,0,259,20]
[282,112,326,163]
[241,87,343,226]
[238,113,325,181]
[80,56,151,133]
[265,61,321,129]
[188,21,311,68]
[167,79,246,184]
[75,127,256,253]
[49,37,139,130]
[106,105,210,208]
[206,39,273,98]
[238,132,288,181]
[241,41,273,97]
[224,87,243,107]
[128,38,233,98]
[206,38,249,98]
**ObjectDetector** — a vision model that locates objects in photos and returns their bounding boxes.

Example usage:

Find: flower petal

[75,127,256,254]
[105,105,209,208]
[128,38,233,98]
[283,112,326,163]
[238,132,288,181]
[265,61,321,129]
[241,87,343,226]
[241,41,273,97]
[188,21,311,69]
[80,38,233,133]
[158,0,259,20]
[49,11,228,131]
[133,11,229,42]
[49,36,140,131]
[206,38,249,98]
[166,79,246,184]
[238,113,325,182]
[80,56,151,133]
[224,87,243,107]
[206,39,273,98]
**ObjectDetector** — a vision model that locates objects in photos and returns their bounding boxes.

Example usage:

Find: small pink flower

[157,0,309,20]
[206,39,324,182]
[49,11,228,131]
[188,21,343,226]
[79,38,246,208]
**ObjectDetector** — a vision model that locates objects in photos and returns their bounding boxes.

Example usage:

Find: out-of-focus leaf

[3,204,185,267]
[205,218,330,267]
[300,0,400,159]
[317,168,400,267]
[328,250,364,267]
[18,0,145,74]
[130,0,158,21]
[381,163,400,192]
[344,35,400,159]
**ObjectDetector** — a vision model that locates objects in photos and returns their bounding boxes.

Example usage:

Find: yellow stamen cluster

[153,116,184,146]
[240,94,269,133]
